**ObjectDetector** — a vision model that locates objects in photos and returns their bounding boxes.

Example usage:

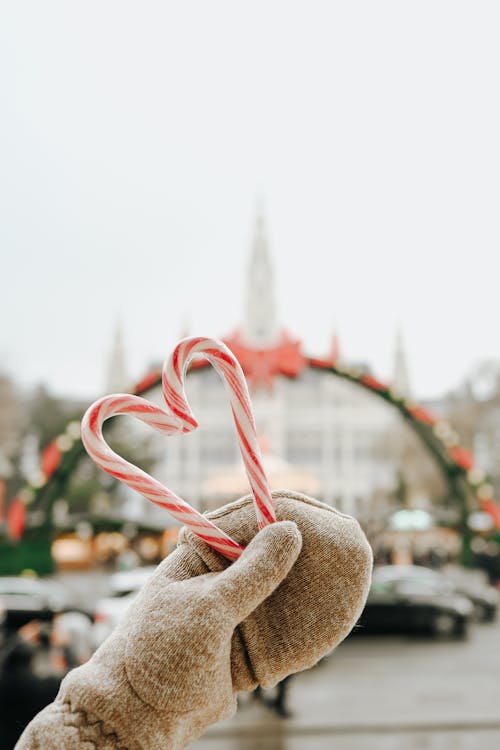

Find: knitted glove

[17,491,372,749]
[179,490,373,691]
[16,520,302,750]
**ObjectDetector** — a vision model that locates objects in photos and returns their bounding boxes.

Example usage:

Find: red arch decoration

[9,341,500,539]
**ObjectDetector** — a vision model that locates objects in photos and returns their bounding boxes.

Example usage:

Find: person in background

[0,615,90,748]
[253,675,294,718]
[0,621,61,748]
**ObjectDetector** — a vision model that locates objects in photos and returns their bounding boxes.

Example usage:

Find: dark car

[0,577,88,632]
[373,565,498,623]
[358,567,474,638]
[450,577,498,622]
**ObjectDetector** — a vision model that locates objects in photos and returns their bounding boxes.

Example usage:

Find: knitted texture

[179,491,373,690]
[15,701,126,749]
[16,492,372,750]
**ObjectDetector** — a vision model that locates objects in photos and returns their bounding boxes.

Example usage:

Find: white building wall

[143,365,396,520]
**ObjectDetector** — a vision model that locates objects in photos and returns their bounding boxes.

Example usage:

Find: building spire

[392,327,411,397]
[330,327,341,364]
[243,206,278,346]
[105,320,129,393]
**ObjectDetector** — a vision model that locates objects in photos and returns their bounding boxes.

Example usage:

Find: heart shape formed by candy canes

[81,337,276,560]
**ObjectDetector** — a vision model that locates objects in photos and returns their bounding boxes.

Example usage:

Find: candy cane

[163,337,276,529]
[81,337,275,560]
[81,394,245,560]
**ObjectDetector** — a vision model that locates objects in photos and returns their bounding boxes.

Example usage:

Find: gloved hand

[16,520,302,750]
[179,491,373,691]
[17,491,373,750]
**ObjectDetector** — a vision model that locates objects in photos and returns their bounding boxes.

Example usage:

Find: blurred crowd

[0,613,93,747]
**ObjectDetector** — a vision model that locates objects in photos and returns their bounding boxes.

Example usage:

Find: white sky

[1,1,500,401]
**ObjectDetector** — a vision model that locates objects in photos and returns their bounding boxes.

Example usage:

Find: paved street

[191,619,500,750]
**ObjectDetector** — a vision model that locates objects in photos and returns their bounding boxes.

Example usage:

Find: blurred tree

[0,374,26,511]
[27,385,83,450]
[0,374,24,461]
[54,425,157,520]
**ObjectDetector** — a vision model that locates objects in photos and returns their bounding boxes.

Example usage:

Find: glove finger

[214,520,302,625]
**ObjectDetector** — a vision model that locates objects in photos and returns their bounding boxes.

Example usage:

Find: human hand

[58,520,302,749]
[124,520,302,720]
[17,492,373,750]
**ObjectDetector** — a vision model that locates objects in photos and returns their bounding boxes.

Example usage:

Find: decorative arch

[4,346,500,573]
[308,357,500,530]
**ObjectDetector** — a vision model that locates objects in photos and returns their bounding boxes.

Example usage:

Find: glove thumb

[214,520,302,625]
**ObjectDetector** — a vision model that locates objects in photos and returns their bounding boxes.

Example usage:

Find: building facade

[111,212,406,524]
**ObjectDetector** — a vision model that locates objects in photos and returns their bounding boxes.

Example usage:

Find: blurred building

[121,212,401,522]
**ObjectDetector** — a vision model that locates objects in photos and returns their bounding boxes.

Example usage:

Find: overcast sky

[1,2,500,402]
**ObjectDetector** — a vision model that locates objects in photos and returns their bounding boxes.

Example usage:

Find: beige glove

[16,520,302,750]
[179,491,373,691]
[17,491,372,749]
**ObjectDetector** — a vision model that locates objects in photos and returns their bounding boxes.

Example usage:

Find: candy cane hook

[163,337,276,529]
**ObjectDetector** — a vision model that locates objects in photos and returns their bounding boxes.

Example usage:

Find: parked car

[0,577,89,632]
[446,576,498,623]
[358,566,474,638]
[373,565,498,623]
[92,566,156,647]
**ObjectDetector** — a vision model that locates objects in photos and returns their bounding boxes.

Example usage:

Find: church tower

[242,209,279,346]
[392,328,411,397]
[105,321,129,393]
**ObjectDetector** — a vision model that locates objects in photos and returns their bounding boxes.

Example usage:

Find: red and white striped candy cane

[81,337,275,560]
[81,394,245,560]
[163,337,276,529]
